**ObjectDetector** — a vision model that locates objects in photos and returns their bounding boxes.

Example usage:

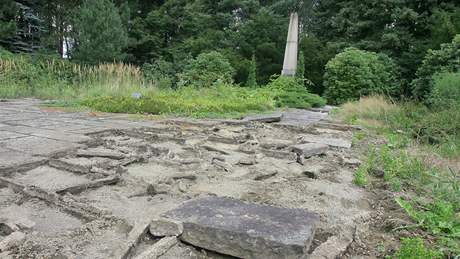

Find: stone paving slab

[0,131,28,141]
[163,196,319,259]
[9,166,92,193]
[0,136,81,156]
[0,149,47,174]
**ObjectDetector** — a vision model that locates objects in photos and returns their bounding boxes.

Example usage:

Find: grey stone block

[243,113,283,123]
[163,196,319,259]
[290,143,328,158]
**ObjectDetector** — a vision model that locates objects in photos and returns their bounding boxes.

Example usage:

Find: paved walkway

[0,99,156,172]
[0,99,328,173]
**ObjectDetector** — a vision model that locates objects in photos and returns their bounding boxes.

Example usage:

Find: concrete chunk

[290,143,328,158]
[163,197,319,259]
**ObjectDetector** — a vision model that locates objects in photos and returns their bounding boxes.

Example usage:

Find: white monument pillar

[282,12,299,76]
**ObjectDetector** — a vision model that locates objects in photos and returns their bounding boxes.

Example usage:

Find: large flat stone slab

[163,196,319,259]
[10,166,92,192]
[0,149,47,174]
[0,136,81,156]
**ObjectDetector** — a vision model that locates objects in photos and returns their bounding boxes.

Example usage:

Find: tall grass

[0,52,149,99]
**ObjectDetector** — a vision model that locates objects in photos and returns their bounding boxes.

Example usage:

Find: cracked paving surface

[0,99,371,258]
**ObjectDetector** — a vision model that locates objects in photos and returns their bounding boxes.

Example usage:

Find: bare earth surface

[0,99,373,258]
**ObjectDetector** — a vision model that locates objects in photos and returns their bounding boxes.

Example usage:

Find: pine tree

[246,54,258,87]
[0,0,17,42]
[71,0,128,64]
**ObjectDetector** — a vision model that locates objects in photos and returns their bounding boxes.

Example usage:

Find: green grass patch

[81,84,277,118]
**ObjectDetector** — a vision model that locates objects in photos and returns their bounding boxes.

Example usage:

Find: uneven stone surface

[0,99,371,259]
[163,196,320,259]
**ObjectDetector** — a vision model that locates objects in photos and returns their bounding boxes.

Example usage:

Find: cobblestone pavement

[0,99,369,259]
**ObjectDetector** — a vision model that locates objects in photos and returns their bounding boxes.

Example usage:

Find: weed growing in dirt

[341,97,460,257]
[393,238,443,259]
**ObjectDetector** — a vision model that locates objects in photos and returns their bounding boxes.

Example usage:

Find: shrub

[412,35,460,101]
[178,51,235,88]
[429,72,460,109]
[142,59,177,89]
[324,47,400,105]
[267,76,326,109]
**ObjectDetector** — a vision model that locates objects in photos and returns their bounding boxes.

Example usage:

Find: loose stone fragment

[201,145,230,155]
[290,143,328,158]
[77,148,125,160]
[207,135,236,144]
[56,175,120,195]
[237,157,256,166]
[253,171,278,181]
[299,135,352,149]
[0,231,25,252]
[149,218,184,237]
[134,236,178,259]
[162,196,319,259]
[259,148,297,160]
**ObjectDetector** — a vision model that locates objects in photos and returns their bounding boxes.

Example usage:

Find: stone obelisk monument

[281,12,299,76]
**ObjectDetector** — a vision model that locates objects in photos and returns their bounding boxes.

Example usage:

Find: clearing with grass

[0,0,459,258]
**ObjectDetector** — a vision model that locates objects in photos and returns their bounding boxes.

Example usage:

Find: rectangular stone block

[243,113,283,123]
[163,197,319,259]
[290,143,328,158]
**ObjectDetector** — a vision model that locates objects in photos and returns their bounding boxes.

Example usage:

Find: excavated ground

[0,99,373,258]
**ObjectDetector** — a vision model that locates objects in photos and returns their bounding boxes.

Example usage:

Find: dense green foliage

[267,76,325,109]
[430,72,460,108]
[313,0,460,93]
[178,51,235,88]
[411,36,460,101]
[324,48,400,105]
[0,0,17,40]
[71,0,128,64]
